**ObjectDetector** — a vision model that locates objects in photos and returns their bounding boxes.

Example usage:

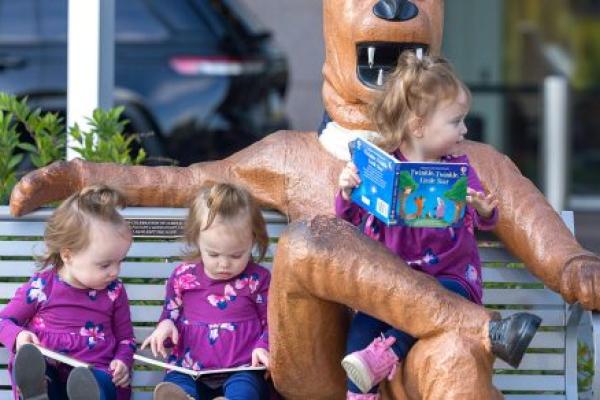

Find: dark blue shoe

[489,312,542,368]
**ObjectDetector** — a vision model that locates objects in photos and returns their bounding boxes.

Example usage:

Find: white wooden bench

[0,206,597,399]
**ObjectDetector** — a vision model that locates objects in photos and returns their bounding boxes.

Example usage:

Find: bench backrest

[0,207,575,400]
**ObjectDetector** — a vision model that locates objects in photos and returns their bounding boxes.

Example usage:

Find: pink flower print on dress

[256,294,264,304]
[166,295,182,321]
[80,321,105,349]
[173,273,200,297]
[363,214,381,241]
[464,212,474,235]
[235,273,260,293]
[207,323,236,345]
[181,348,202,371]
[26,277,47,304]
[207,284,237,310]
[107,281,123,302]
[88,290,97,300]
[174,263,195,276]
[465,264,478,283]
[31,315,46,330]
[407,249,439,267]
[120,338,137,352]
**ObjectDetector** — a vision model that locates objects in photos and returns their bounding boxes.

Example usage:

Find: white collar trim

[319,122,380,161]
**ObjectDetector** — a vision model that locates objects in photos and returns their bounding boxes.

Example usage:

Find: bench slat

[493,353,564,370]
[0,221,46,236]
[483,289,564,305]
[493,374,565,391]
[482,267,542,283]
[479,247,520,263]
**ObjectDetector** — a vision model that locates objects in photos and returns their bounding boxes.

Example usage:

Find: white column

[66,0,115,160]
[542,76,569,211]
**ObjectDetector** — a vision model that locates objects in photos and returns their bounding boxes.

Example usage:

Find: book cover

[349,138,469,228]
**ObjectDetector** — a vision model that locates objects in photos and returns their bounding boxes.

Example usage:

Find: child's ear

[408,116,424,139]
[59,248,72,265]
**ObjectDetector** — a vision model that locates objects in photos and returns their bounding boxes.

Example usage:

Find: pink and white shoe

[346,391,380,399]
[341,335,399,393]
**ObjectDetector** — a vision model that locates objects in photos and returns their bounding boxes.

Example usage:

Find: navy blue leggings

[346,277,472,394]
[163,370,268,400]
[44,364,116,400]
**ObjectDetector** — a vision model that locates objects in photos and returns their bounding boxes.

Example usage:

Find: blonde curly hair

[371,51,471,152]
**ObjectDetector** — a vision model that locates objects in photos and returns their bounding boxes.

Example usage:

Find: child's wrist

[340,188,351,201]
[477,208,493,219]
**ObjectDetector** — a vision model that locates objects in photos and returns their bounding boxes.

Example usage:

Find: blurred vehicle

[0,0,289,165]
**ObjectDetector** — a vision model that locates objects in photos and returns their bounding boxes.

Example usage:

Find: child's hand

[466,188,498,219]
[251,348,270,369]
[110,359,130,388]
[140,319,179,359]
[339,162,361,201]
[15,330,40,351]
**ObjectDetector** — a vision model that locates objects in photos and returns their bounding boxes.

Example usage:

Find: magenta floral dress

[161,261,270,371]
[336,153,498,303]
[0,269,135,399]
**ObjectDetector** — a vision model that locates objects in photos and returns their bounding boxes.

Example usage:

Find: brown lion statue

[9,1,600,399]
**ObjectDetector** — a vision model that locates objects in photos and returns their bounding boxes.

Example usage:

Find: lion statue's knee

[400,333,501,400]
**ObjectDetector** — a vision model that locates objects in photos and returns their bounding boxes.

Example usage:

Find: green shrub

[69,106,146,165]
[0,92,147,204]
[0,111,23,204]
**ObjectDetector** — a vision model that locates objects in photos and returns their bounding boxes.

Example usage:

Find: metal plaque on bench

[126,218,185,238]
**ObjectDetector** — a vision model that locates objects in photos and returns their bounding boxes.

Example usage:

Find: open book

[33,345,91,368]
[133,354,266,378]
[349,137,469,227]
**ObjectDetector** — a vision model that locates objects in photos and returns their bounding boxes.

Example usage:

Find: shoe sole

[507,314,543,368]
[14,344,48,400]
[341,353,374,394]
[66,367,100,400]
[153,382,192,400]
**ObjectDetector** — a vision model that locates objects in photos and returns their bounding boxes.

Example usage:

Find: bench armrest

[566,303,600,399]
[591,310,600,399]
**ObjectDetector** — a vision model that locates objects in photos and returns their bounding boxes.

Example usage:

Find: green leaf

[17,142,38,153]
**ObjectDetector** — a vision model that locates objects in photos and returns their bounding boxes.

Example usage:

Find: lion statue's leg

[269,216,499,399]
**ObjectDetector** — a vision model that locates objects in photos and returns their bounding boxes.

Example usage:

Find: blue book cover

[349,138,469,228]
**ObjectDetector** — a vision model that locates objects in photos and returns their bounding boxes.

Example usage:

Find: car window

[147,0,215,39]
[220,0,270,38]
[40,0,67,41]
[116,0,168,42]
[24,0,168,43]
[0,0,37,42]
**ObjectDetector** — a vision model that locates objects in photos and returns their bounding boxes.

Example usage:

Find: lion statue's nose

[373,0,418,21]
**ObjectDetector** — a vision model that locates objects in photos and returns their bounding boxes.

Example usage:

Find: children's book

[349,138,469,228]
[133,354,266,380]
[33,345,91,368]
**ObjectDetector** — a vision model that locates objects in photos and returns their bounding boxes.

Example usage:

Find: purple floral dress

[336,153,498,303]
[0,269,135,399]
[160,261,270,372]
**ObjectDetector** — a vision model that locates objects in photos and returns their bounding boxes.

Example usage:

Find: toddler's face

[419,89,470,160]
[198,214,254,281]
[60,219,131,290]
